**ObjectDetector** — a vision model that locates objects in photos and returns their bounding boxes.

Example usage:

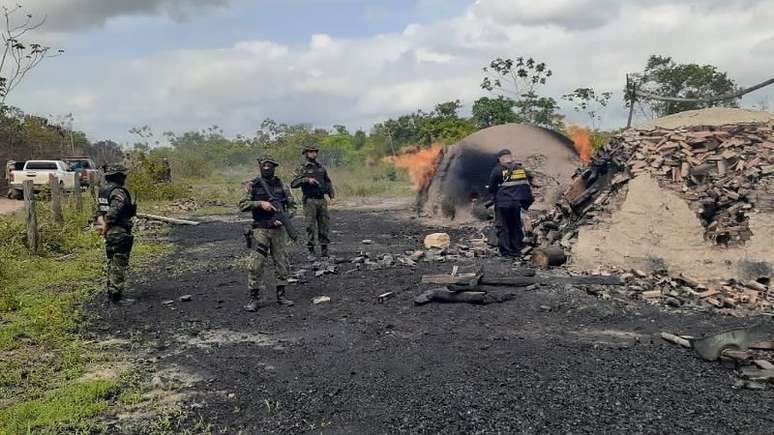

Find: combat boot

[320,245,329,258]
[308,245,316,255]
[244,288,261,312]
[276,285,295,307]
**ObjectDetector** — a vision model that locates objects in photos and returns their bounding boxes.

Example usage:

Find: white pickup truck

[8,160,77,199]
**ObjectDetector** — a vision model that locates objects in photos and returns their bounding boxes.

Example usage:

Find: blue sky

[9,0,774,143]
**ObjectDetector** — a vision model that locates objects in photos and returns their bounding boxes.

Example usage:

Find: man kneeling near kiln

[488,149,534,257]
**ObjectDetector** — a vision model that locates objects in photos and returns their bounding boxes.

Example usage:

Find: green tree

[481,57,563,129]
[561,88,612,129]
[471,96,520,128]
[628,55,740,117]
[352,130,367,150]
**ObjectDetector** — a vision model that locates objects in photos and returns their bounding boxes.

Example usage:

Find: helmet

[302,143,320,154]
[103,164,128,176]
[257,156,280,166]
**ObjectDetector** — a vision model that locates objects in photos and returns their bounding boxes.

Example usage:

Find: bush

[126,153,192,201]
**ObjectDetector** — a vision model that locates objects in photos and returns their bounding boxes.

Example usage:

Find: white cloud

[9,0,774,141]
[471,0,622,30]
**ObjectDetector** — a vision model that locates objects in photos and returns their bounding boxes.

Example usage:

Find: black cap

[257,156,280,166]
[496,149,512,158]
[302,143,321,154]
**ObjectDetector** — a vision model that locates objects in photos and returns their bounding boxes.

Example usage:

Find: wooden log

[720,349,750,361]
[480,275,625,287]
[750,341,774,350]
[50,174,63,224]
[414,288,516,305]
[135,213,200,226]
[532,246,568,268]
[660,332,691,348]
[23,180,38,253]
[73,175,83,212]
[753,360,774,370]
[740,367,774,381]
[420,272,480,285]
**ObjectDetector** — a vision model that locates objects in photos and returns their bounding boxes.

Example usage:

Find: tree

[352,130,367,150]
[561,88,612,129]
[0,5,63,105]
[481,57,563,129]
[471,96,520,128]
[627,55,740,117]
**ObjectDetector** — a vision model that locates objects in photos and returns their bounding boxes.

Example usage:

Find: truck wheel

[9,189,23,200]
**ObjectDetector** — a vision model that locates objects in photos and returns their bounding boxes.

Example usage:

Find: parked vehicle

[63,156,103,186]
[7,160,77,199]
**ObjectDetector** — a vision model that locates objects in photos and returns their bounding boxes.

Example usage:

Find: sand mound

[638,107,774,130]
[419,123,579,220]
[573,175,774,280]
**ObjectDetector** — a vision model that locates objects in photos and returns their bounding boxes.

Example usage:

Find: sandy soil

[572,175,774,280]
[86,208,773,433]
[637,107,774,130]
[0,198,23,216]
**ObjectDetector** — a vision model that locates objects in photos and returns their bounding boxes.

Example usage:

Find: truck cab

[63,156,103,186]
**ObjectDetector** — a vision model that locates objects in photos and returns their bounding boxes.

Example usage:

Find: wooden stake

[23,180,38,253]
[74,175,83,212]
[50,174,64,224]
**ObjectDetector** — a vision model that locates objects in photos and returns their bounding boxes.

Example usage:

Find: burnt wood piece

[414,288,516,305]
[533,246,568,268]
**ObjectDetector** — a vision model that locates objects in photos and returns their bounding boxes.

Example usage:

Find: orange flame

[391,143,445,191]
[567,125,593,164]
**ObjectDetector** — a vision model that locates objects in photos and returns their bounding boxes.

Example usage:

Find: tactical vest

[500,165,530,187]
[99,184,137,224]
[250,177,287,224]
[297,161,329,199]
[495,163,533,206]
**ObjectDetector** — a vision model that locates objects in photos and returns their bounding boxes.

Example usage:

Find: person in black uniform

[291,144,335,258]
[488,149,534,257]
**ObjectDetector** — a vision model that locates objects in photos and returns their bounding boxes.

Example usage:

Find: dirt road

[91,209,774,433]
[0,198,23,215]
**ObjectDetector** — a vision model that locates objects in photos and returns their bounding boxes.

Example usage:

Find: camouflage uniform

[240,156,295,311]
[291,144,335,257]
[96,165,136,302]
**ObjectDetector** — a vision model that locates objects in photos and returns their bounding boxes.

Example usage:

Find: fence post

[50,174,64,224]
[24,180,38,253]
[74,175,83,212]
[88,172,97,204]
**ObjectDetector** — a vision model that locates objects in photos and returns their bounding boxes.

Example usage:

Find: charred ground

[87,208,773,434]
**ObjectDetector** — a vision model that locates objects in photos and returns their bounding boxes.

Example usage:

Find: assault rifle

[255,177,299,242]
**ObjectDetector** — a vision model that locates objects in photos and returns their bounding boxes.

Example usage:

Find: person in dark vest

[488,149,534,257]
[240,156,295,311]
[95,164,137,303]
[291,144,335,258]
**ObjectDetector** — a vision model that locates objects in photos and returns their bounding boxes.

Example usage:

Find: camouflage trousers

[303,198,330,249]
[248,227,289,291]
[105,227,134,297]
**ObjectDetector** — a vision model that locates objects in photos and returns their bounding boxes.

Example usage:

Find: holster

[244,227,253,249]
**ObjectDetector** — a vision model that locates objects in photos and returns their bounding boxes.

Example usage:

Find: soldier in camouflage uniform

[240,156,295,311]
[95,164,137,303]
[291,144,335,258]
